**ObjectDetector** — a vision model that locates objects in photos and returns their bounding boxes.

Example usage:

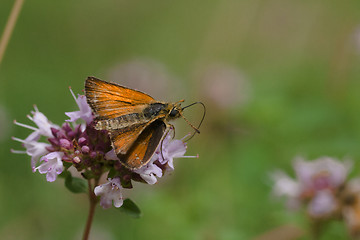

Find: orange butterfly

[85,77,204,170]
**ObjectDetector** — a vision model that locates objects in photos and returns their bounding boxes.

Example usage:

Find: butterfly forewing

[85,77,156,120]
[118,120,166,169]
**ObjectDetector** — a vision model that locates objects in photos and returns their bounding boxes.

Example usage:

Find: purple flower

[35,152,64,182]
[134,131,195,184]
[104,149,118,161]
[156,132,188,170]
[11,106,60,170]
[271,156,352,218]
[13,105,59,141]
[308,189,337,217]
[94,178,123,209]
[134,157,163,185]
[271,170,301,209]
[294,156,352,193]
[65,88,93,124]
[12,138,50,171]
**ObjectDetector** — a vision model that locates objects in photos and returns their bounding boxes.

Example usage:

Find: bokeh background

[1,0,360,239]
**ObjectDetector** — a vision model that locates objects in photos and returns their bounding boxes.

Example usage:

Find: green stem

[82,179,99,240]
[0,0,25,67]
[310,219,324,240]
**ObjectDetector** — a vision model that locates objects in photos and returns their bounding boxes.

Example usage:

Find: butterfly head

[166,100,205,135]
[168,103,183,119]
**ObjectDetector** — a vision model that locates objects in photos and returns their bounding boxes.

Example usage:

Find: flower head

[12,88,109,182]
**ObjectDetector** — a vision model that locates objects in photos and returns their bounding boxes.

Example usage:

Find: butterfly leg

[168,123,176,139]
[160,127,171,162]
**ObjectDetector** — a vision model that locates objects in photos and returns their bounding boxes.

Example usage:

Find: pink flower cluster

[12,88,193,209]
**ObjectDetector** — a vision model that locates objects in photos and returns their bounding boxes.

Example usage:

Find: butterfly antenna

[179,111,200,134]
[183,101,206,128]
[179,102,206,141]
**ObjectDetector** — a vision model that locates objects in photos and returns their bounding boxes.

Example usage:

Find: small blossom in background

[195,63,251,110]
[271,156,360,238]
[271,156,352,218]
[12,87,194,210]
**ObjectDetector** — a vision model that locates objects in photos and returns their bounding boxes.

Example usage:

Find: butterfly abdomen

[95,103,170,131]
[95,113,143,130]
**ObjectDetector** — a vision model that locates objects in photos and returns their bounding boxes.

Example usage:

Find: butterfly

[85,76,204,170]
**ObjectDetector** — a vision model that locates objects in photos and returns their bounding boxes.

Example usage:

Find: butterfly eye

[169,109,179,117]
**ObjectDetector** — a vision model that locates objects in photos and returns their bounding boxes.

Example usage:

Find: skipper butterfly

[85,77,204,170]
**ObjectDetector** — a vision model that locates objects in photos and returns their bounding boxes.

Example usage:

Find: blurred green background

[2,0,360,239]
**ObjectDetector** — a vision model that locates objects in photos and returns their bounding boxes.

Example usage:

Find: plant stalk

[0,0,25,66]
[82,179,99,240]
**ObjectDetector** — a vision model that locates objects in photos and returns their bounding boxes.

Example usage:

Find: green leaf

[58,170,70,179]
[118,199,141,218]
[62,161,72,169]
[65,174,88,193]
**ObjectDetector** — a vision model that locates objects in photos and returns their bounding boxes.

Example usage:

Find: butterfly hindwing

[85,76,156,120]
[109,123,148,155]
[117,120,166,169]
